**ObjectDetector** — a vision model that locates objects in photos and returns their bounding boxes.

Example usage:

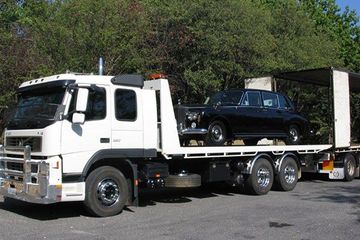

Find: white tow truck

[0,67,359,217]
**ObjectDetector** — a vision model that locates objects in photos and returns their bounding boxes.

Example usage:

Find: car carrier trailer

[0,67,359,217]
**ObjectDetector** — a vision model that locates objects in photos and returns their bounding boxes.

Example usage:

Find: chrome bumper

[0,145,59,204]
[180,128,208,135]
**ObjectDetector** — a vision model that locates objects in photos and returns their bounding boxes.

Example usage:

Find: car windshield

[13,87,65,120]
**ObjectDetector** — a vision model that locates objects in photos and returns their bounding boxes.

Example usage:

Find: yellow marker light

[323,160,334,171]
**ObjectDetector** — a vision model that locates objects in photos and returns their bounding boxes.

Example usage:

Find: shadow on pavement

[138,183,245,207]
[0,197,86,220]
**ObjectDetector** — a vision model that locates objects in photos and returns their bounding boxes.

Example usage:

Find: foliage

[0,0,359,140]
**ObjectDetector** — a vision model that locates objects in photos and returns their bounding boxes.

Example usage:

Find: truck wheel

[285,125,301,145]
[245,158,274,195]
[205,121,227,146]
[344,154,356,182]
[84,166,129,217]
[274,157,298,191]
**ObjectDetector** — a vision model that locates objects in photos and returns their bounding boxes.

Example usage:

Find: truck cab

[0,73,158,210]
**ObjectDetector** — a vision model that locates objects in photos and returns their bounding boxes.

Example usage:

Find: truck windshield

[7,87,66,130]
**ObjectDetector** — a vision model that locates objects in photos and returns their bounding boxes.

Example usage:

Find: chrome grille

[6,137,42,152]
[6,162,23,172]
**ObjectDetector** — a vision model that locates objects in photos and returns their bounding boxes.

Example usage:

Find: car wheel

[205,120,227,146]
[285,125,301,145]
[84,166,129,217]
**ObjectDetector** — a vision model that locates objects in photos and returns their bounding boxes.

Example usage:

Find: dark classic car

[175,89,310,146]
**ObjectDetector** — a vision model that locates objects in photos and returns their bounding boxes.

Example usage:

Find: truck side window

[68,87,106,121]
[115,89,137,121]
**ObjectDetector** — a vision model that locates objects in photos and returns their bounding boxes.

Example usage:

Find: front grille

[6,162,23,172]
[6,137,42,152]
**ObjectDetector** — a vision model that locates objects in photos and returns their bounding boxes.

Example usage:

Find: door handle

[100,138,110,143]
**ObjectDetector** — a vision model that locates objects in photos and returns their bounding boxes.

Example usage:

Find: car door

[218,91,243,133]
[236,91,263,135]
[261,91,283,134]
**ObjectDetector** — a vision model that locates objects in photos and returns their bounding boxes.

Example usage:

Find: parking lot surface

[0,175,359,240]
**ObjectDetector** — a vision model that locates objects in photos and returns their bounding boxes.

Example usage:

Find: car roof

[222,88,284,95]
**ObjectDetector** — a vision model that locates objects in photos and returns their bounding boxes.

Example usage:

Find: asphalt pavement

[0,174,359,240]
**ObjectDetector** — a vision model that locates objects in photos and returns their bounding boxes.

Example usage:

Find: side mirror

[72,112,85,124]
[76,88,89,112]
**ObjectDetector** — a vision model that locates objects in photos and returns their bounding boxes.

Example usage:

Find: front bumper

[0,145,60,204]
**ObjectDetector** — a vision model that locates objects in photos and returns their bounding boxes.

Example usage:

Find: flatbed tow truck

[0,67,359,216]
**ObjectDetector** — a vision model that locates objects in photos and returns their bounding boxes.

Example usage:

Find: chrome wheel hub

[289,128,299,142]
[97,179,120,206]
[347,161,355,176]
[257,168,271,188]
[284,165,296,184]
[211,125,223,142]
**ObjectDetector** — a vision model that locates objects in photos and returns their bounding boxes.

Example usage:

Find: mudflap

[328,168,345,179]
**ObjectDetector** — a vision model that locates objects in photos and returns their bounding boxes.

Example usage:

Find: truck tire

[344,153,356,182]
[165,174,201,188]
[245,158,274,195]
[273,157,298,191]
[84,166,129,217]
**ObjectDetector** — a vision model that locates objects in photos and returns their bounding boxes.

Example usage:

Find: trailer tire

[84,166,129,217]
[245,158,273,195]
[344,154,356,182]
[165,174,201,188]
[274,157,298,191]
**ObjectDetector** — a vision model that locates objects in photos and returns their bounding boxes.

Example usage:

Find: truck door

[111,87,144,151]
[61,85,111,173]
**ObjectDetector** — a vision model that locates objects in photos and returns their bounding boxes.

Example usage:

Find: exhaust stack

[99,57,104,75]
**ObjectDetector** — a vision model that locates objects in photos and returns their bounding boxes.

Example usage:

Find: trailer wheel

[84,166,129,217]
[205,121,227,146]
[245,158,274,195]
[274,157,298,191]
[344,154,356,182]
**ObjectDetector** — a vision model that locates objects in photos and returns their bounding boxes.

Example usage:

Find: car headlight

[187,112,200,121]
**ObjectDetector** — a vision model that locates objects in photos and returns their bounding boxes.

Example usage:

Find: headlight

[187,112,200,121]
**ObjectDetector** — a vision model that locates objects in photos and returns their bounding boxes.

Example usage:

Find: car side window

[278,94,291,109]
[68,87,106,121]
[262,92,279,108]
[241,92,261,107]
[221,91,243,105]
[115,89,137,121]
